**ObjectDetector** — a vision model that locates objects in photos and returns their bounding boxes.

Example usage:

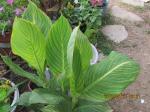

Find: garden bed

[0,0,141,112]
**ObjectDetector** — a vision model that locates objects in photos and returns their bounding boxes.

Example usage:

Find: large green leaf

[0,104,10,112]
[73,29,93,79]
[67,27,93,96]
[19,88,64,106]
[22,1,52,37]
[40,105,59,112]
[40,100,72,112]
[78,51,140,102]
[67,27,92,76]
[74,101,112,112]
[1,56,45,87]
[11,18,46,77]
[46,15,72,76]
[40,98,72,112]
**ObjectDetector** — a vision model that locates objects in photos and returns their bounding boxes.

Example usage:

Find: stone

[121,0,144,7]
[102,25,128,43]
[111,6,144,22]
[143,0,150,2]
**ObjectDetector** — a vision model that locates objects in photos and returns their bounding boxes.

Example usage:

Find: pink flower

[7,0,14,5]
[0,7,4,12]
[14,8,22,16]
[90,0,103,6]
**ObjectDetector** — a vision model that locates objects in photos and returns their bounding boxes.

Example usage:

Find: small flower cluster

[7,0,14,5]
[0,0,28,34]
[0,0,25,16]
[90,0,103,6]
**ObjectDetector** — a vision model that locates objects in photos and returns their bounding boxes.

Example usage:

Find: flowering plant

[63,0,102,35]
[90,0,103,6]
[0,0,28,36]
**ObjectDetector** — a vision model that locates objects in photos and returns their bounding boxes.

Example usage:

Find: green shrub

[63,1,102,32]
[0,0,28,34]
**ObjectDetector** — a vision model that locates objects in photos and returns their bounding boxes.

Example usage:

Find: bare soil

[108,0,150,112]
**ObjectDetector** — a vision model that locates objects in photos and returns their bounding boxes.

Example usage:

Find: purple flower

[14,8,22,16]
[7,0,14,5]
[0,7,4,12]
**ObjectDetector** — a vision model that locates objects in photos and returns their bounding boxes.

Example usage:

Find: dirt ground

[108,0,150,112]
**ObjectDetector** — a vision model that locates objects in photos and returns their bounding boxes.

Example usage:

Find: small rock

[121,0,145,7]
[111,6,144,22]
[142,0,150,3]
[102,25,128,43]
[140,99,145,104]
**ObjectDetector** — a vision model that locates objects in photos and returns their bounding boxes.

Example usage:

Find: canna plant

[1,1,140,112]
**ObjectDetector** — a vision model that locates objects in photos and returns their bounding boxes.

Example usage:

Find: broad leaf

[1,56,45,87]
[67,27,93,76]
[73,29,93,77]
[19,88,64,106]
[11,18,46,77]
[46,15,72,76]
[74,101,112,112]
[67,27,92,96]
[0,104,10,112]
[40,100,72,112]
[22,1,52,37]
[40,105,59,112]
[78,51,140,102]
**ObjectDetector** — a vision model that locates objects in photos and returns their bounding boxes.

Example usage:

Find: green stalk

[37,70,48,88]
[69,74,78,109]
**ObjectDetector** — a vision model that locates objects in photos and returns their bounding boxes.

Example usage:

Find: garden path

[121,0,145,7]
[106,0,150,112]
[111,5,144,22]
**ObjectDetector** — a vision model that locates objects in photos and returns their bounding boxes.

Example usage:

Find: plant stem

[38,71,48,88]
[69,74,78,109]
[61,81,65,94]
[72,96,78,109]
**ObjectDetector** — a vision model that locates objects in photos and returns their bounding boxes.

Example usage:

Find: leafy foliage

[46,15,72,76]
[0,80,11,112]
[0,104,10,112]
[0,0,28,34]
[77,51,139,102]
[22,1,52,37]
[74,100,112,112]
[1,1,140,112]
[19,88,65,106]
[11,18,46,80]
[1,56,45,87]
[63,1,102,33]
[0,0,40,35]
